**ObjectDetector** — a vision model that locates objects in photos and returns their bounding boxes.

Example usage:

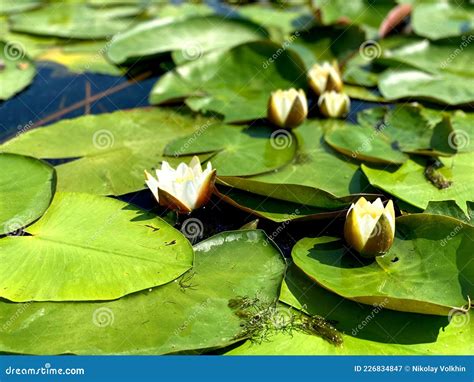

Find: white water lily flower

[318,90,350,118]
[267,88,308,128]
[307,61,343,95]
[344,197,395,257]
[145,156,216,214]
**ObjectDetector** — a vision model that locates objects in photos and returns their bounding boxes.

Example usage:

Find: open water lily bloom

[344,197,395,258]
[145,156,216,214]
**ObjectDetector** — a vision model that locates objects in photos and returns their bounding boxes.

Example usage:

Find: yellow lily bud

[307,61,343,95]
[267,88,308,129]
[318,91,350,118]
[145,156,216,214]
[344,197,395,258]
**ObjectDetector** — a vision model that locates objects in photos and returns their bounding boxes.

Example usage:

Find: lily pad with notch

[291,214,474,315]
[0,192,194,302]
[362,153,474,214]
[0,230,285,354]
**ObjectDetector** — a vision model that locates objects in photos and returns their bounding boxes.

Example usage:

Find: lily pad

[357,104,456,156]
[0,153,55,235]
[107,15,268,64]
[0,40,35,100]
[37,41,123,75]
[290,24,366,70]
[362,153,474,214]
[0,230,286,354]
[215,185,344,223]
[424,201,473,224]
[1,108,216,195]
[0,0,41,15]
[324,123,408,164]
[149,41,307,122]
[450,110,474,153]
[9,3,140,39]
[412,1,474,40]
[0,192,193,302]
[236,4,312,39]
[312,0,396,36]
[227,264,473,355]
[291,214,473,315]
[164,124,296,177]
[218,120,378,209]
[379,68,474,106]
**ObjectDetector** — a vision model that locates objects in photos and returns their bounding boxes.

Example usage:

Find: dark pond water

[0,59,382,256]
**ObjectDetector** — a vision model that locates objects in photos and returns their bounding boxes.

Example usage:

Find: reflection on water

[0,62,157,143]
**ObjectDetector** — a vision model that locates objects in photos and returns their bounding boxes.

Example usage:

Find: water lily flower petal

[145,156,216,213]
[344,197,395,257]
[267,88,308,128]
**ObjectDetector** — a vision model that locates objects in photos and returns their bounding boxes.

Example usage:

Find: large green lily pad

[412,1,474,40]
[218,120,378,209]
[291,214,473,315]
[324,123,408,164]
[149,41,307,122]
[9,3,139,39]
[0,153,55,235]
[0,192,193,302]
[0,41,35,100]
[227,264,473,355]
[362,153,474,213]
[107,15,268,64]
[355,104,455,156]
[379,69,474,105]
[1,108,215,195]
[164,123,296,177]
[0,230,286,354]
